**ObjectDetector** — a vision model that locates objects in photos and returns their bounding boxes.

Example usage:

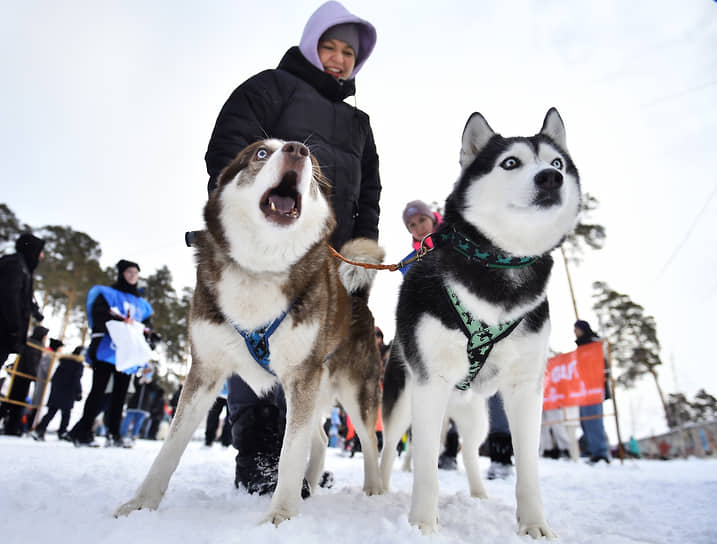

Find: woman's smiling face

[318,38,356,79]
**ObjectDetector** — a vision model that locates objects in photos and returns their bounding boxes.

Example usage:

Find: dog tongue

[269,194,296,214]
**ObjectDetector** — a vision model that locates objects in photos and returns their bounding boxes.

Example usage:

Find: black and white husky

[380,109,580,537]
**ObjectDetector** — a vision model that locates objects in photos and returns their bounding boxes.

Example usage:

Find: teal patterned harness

[434,228,539,268]
[444,285,523,391]
[434,227,541,390]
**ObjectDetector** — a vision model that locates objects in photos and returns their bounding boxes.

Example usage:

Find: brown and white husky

[115,139,384,525]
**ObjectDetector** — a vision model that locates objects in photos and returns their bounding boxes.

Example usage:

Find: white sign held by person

[106,320,153,371]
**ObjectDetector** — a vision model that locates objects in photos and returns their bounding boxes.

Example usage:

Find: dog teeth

[270,201,277,211]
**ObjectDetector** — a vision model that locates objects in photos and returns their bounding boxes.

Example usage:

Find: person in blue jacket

[68,260,155,447]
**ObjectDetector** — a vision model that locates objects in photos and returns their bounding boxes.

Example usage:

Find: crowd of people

[0,248,172,447]
[1,2,615,499]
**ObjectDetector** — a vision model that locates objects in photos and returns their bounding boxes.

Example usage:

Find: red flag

[543,341,605,410]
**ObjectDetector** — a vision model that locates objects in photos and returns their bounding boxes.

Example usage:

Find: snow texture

[1,435,715,544]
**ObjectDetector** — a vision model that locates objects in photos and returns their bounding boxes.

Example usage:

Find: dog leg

[265,372,322,526]
[502,383,557,538]
[408,381,452,535]
[450,394,489,499]
[340,390,382,495]
[305,418,329,493]
[380,381,412,490]
[114,365,223,517]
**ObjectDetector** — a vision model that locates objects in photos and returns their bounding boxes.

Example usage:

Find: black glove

[148,332,162,350]
[32,300,44,322]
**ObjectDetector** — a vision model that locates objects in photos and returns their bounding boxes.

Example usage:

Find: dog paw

[517,519,557,539]
[263,508,295,527]
[114,498,156,518]
[415,521,438,536]
[409,515,438,535]
[363,482,384,496]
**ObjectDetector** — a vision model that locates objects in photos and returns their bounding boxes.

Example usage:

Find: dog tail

[337,238,385,298]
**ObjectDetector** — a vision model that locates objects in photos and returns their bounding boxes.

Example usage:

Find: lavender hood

[299,1,377,79]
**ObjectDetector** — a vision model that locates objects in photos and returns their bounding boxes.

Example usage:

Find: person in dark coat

[0,232,45,365]
[169,385,182,419]
[68,259,155,447]
[204,0,381,496]
[2,325,48,435]
[142,383,167,440]
[574,320,611,464]
[31,345,84,441]
[204,381,231,447]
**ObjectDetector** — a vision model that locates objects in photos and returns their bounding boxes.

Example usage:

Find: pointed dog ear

[459,112,495,169]
[540,107,567,150]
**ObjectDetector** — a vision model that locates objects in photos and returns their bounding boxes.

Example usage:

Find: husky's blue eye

[551,158,563,169]
[256,149,268,160]
[500,157,520,170]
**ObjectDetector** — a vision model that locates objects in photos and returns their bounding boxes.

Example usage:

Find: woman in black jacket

[0,233,45,365]
[204,1,381,495]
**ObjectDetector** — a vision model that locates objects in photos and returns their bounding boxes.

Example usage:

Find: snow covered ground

[1,434,715,544]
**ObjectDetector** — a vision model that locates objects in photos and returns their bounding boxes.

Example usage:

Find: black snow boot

[438,421,459,470]
[487,431,513,465]
[232,404,310,498]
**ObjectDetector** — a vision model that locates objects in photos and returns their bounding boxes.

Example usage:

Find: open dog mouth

[259,170,302,225]
[533,190,562,208]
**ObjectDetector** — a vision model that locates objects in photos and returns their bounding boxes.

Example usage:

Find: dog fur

[380,109,580,537]
[115,139,384,524]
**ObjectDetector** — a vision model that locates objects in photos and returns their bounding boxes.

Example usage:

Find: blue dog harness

[228,299,296,376]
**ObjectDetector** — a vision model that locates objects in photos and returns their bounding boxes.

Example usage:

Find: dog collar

[228,299,296,376]
[433,228,539,268]
[444,285,522,391]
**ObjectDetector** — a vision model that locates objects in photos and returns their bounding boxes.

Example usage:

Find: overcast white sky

[2,1,716,439]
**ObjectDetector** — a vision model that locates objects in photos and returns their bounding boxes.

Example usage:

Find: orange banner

[543,341,605,410]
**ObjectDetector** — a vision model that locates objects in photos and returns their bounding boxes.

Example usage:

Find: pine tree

[34,225,110,340]
[558,193,606,320]
[142,266,192,392]
[665,392,692,429]
[689,389,717,423]
[0,203,31,251]
[591,281,669,424]
[561,193,606,265]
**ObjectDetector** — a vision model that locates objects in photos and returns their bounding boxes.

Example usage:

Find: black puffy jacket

[0,233,44,355]
[47,356,84,411]
[205,46,381,248]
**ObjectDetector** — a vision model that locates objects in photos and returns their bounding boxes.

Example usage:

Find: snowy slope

[2,435,715,544]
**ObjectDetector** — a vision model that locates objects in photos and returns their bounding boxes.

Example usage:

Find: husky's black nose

[534,169,563,189]
[281,142,310,161]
